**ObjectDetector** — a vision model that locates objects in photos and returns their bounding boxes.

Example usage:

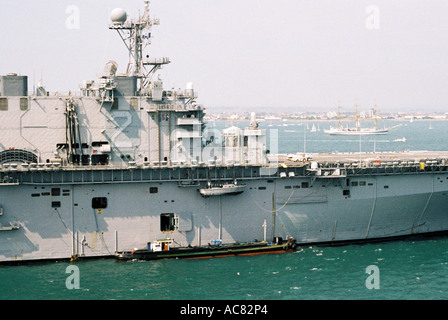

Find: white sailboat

[325,127,389,135]
[324,102,393,136]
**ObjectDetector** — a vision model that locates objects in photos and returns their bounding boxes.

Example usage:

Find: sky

[1,0,448,113]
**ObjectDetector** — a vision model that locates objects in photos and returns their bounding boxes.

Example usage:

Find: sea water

[1,120,448,300]
[1,237,447,300]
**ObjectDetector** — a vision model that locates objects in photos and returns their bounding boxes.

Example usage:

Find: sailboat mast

[337,101,342,130]
[374,100,378,130]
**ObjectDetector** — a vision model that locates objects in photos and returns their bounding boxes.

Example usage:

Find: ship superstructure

[1,2,448,263]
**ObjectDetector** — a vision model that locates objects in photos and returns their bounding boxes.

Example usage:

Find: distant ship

[325,103,395,136]
[324,127,389,136]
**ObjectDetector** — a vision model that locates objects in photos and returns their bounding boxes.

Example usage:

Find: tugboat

[115,237,297,261]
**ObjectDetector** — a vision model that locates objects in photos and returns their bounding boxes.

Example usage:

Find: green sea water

[1,236,447,300]
[1,120,448,301]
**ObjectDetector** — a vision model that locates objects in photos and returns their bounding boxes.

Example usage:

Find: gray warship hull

[1,157,448,263]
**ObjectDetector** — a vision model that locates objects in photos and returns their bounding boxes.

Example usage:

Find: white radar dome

[110,8,127,23]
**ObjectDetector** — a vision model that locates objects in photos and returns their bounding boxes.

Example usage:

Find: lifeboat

[199,181,246,197]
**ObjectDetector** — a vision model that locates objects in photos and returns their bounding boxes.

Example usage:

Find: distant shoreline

[204,118,447,122]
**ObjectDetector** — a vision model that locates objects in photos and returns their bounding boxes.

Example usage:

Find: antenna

[109,1,170,94]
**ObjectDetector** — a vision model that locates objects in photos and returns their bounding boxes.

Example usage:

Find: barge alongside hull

[116,238,297,261]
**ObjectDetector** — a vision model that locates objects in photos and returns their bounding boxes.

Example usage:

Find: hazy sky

[1,0,448,113]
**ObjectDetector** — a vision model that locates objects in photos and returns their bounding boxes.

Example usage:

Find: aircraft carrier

[1,2,448,263]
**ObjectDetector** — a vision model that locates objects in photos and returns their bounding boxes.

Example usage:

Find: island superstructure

[1,2,448,263]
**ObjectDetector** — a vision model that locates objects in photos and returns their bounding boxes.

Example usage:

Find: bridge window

[92,141,109,147]
[91,154,109,165]
[20,98,28,111]
[0,98,7,111]
[111,99,119,110]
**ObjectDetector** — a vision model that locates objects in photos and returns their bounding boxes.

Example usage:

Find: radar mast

[109,1,170,94]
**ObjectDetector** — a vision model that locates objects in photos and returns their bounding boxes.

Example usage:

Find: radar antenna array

[109,1,170,94]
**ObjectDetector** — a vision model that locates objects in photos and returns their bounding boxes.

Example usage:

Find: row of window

[0,97,145,112]
[35,196,107,209]
[36,186,158,209]
[0,97,29,111]
[92,201,179,233]
[57,142,109,149]
[31,188,70,197]
[351,181,372,187]
[33,186,158,197]
[92,188,161,208]
[284,181,377,189]
[111,98,140,110]
[284,182,310,189]
[36,182,392,212]
[344,184,390,196]
[68,154,109,165]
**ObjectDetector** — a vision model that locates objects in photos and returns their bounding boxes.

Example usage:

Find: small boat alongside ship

[199,181,246,197]
[115,237,297,261]
[0,222,20,231]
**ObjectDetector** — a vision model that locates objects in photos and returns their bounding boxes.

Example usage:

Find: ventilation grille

[0,149,37,164]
